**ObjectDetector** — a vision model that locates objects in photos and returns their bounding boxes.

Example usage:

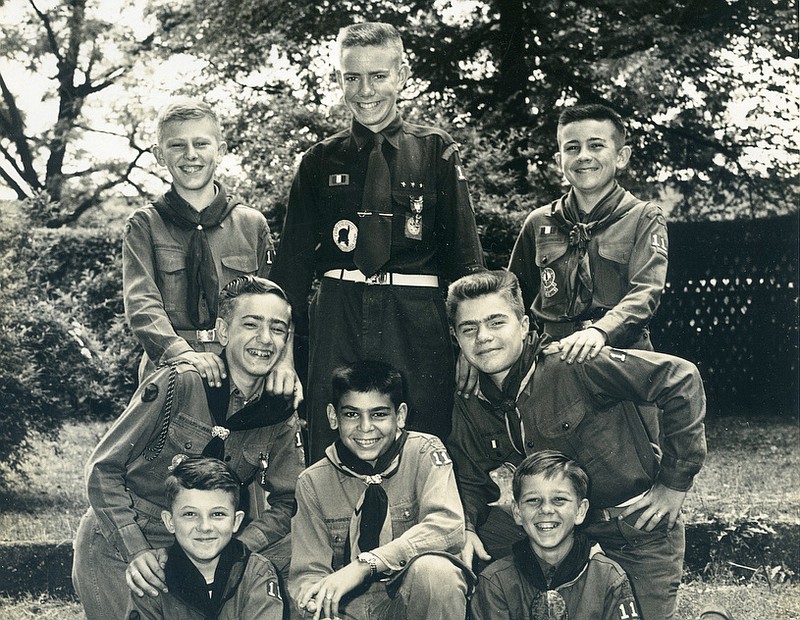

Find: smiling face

[512,472,589,565]
[555,119,631,210]
[216,292,291,392]
[337,44,408,133]
[161,488,244,577]
[327,390,407,465]
[453,292,529,387]
[153,116,226,206]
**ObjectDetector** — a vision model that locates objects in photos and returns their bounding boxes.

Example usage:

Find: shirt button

[184,442,192,449]
[399,560,407,567]
[334,535,342,543]
[403,510,410,518]
[526,441,534,448]
[562,422,570,431]
[225,456,231,461]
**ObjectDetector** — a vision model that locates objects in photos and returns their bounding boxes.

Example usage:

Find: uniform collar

[351,113,403,152]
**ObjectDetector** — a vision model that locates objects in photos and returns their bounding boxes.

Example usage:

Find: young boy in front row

[471,450,640,620]
[126,456,284,619]
[289,361,472,620]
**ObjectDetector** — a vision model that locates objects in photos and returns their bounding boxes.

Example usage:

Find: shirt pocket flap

[598,241,632,264]
[536,400,586,438]
[155,249,186,273]
[221,254,259,273]
[534,239,569,267]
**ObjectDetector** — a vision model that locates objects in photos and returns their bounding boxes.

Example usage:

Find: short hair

[217,275,291,323]
[156,97,222,144]
[330,360,406,409]
[557,103,627,147]
[446,270,526,325]
[163,456,242,510]
[512,450,590,502]
[336,22,404,64]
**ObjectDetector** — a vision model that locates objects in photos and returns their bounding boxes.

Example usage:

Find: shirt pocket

[166,411,212,459]
[389,496,418,539]
[593,241,633,305]
[220,253,259,282]
[534,238,570,309]
[324,517,351,569]
[154,247,188,312]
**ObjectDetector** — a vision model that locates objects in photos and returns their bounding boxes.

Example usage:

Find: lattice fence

[651,213,799,416]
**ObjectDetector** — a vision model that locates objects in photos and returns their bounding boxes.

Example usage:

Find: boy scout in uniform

[270,22,485,462]
[73,276,305,620]
[447,270,706,620]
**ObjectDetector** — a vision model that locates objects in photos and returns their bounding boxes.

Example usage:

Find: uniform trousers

[306,277,455,462]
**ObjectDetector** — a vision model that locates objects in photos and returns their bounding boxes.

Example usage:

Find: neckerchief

[152,183,237,329]
[478,334,550,454]
[514,532,591,620]
[351,114,403,151]
[164,538,247,618]
[549,183,634,317]
[202,353,294,460]
[326,430,409,562]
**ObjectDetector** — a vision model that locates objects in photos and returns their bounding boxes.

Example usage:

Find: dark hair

[512,450,590,501]
[337,22,404,60]
[156,97,222,144]
[217,275,290,322]
[557,103,627,147]
[163,456,242,510]
[330,360,406,409]
[446,270,525,325]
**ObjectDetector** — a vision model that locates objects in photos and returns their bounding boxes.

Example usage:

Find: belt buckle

[195,328,217,343]
[366,272,389,285]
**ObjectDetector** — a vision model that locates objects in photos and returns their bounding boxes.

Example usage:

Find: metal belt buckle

[366,272,390,285]
[195,329,217,343]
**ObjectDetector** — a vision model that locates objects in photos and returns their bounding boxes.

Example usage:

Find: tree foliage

[152,0,798,221]
[0,0,160,224]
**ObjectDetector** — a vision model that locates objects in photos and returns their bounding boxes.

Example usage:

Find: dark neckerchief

[152,183,237,329]
[513,531,591,591]
[327,430,409,560]
[164,538,248,618]
[549,183,635,317]
[478,335,550,453]
[202,352,294,460]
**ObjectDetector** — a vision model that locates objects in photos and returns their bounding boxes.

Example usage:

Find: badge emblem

[333,219,358,252]
[541,267,558,298]
[405,194,424,240]
[328,173,350,187]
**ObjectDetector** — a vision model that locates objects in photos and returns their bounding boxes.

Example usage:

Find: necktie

[354,133,392,277]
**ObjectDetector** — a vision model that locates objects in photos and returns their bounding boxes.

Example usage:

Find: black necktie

[354,133,392,277]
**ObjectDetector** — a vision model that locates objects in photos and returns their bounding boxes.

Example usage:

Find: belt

[176,328,218,343]
[591,489,649,522]
[323,269,439,287]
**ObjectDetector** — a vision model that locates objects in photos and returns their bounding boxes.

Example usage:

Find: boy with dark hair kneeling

[289,361,472,620]
[127,456,284,619]
[472,451,639,620]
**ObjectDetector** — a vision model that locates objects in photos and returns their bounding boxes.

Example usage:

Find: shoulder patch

[141,383,159,402]
[441,143,459,161]
[266,578,282,600]
[430,449,453,467]
[608,348,627,362]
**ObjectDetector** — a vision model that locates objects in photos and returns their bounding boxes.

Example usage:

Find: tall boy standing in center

[289,361,471,620]
[270,22,485,462]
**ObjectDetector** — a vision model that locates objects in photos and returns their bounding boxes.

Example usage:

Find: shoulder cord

[143,363,178,462]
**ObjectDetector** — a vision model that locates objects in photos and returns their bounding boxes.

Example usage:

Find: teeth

[536,522,559,531]
[354,438,380,446]
[359,102,380,110]
[248,349,272,358]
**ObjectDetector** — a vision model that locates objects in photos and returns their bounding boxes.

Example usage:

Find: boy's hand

[126,548,168,598]
[266,361,303,410]
[543,327,606,364]
[455,350,480,399]
[618,483,687,531]
[299,562,371,620]
[175,351,227,387]
[461,530,491,567]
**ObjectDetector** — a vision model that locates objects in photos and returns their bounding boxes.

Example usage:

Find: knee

[403,555,467,595]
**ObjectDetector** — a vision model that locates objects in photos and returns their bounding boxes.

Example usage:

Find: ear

[615,145,632,170]
[575,498,590,526]
[153,144,166,167]
[161,510,175,533]
[397,62,410,89]
[554,151,562,172]
[326,403,339,430]
[232,510,245,533]
[511,501,523,527]
[336,70,344,92]
[215,317,229,347]
[396,402,408,429]
[216,140,228,162]
[521,314,530,339]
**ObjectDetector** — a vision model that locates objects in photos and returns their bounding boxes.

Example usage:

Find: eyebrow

[457,313,508,328]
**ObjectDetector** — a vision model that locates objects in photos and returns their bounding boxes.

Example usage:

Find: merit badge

[328,173,350,187]
[333,219,358,252]
[405,194,424,240]
[541,267,559,298]
[488,462,517,515]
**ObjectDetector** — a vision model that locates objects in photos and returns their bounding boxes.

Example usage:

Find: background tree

[0,0,161,225]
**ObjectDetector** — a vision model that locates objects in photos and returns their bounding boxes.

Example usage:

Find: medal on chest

[402,181,424,240]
